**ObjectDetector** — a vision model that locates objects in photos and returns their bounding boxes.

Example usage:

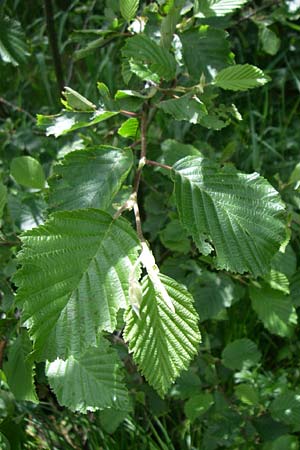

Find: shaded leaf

[222,338,261,370]
[158,93,208,124]
[0,17,29,66]
[48,146,133,212]
[260,27,280,56]
[184,393,214,421]
[46,338,129,413]
[3,330,38,403]
[270,391,300,426]
[10,156,45,189]
[250,283,297,337]
[0,183,7,219]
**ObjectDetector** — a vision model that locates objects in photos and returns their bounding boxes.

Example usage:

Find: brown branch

[146,159,172,171]
[0,97,35,121]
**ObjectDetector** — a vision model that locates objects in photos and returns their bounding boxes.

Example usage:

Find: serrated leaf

[122,34,176,81]
[158,93,208,124]
[48,146,133,212]
[222,338,261,371]
[10,156,45,189]
[195,0,248,17]
[120,0,139,21]
[270,391,300,426]
[0,183,7,219]
[184,393,214,421]
[37,109,118,138]
[118,118,139,138]
[124,274,201,397]
[250,283,297,337]
[0,17,29,66]
[14,209,140,361]
[214,64,270,91]
[46,338,129,413]
[3,330,38,403]
[172,156,286,275]
[181,26,234,81]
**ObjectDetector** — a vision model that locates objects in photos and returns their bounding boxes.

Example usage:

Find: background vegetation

[0,0,300,449]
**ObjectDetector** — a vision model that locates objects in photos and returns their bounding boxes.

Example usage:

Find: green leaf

[37,109,118,138]
[291,272,300,308]
[159,219,190,253]
[195,0,248,17]
[160,0,185,48]
[264,435,299,450]
[120,0,140,21]
[14,209,140,361]
[46,338,129,413]
[158,93,208,124]
[99,408,129,433]
[10,156,45,190]
[259,27,280,56]
[0,17,29,66]
[222,338,261,371]
[0,183,7,219]
[249,283,297,337]
[122,34,176,81]
[118,118,139,138]
[62,87,96,111]
[270,391,300,426]
[48,146,133,212]
[189,272,237,321]
[159,139,202,168]
[0,432,10,450]
[214,64,271,91]
[3,330,38,403]
[234,384,259,405]
[184,393,214,422]
[172,156,286,275]
[124,274,201,397]
[181,26,234,81]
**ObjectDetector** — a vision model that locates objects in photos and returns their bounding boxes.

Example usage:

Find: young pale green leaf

[158,94,208,124]
[122,34,176,81]
[14,209,140,361]
[222,338,261,371]
[270,391,300,426]
[0,182,7,219]
[3,330,38,403]
[0,17,29,66]
[117,118,139,138]
[46,338,129,413]
[10,156,45,189]
[194,0,248,17]
[172,156,286,276]
[181,27,234,81]
[48,146,133,211]
[250,284,297,337]
[120,0,139,21]
[214,65,271,91]
[124,274,201,397]
[37,109,118,138]
[62,87,96,111]
[184,393,214,422]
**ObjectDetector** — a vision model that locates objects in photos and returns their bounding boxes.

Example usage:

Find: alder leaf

[120,0,139,21]
[48,146,133,211]
[222,338,261,371]
[14,209,140,361]
[124,274,201,397]
[214,64,271,91]
[158,93,208,123]
[46,337,129,413]
[172,156,286,275]
[0,17,29,66]
[195,0,248,17]
[122,34,176,81]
